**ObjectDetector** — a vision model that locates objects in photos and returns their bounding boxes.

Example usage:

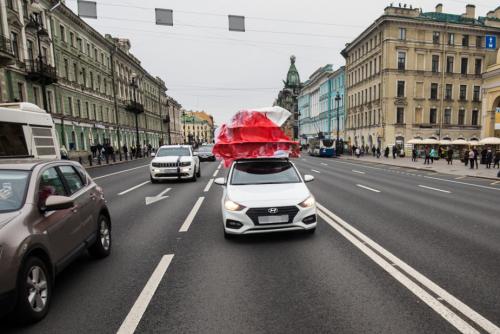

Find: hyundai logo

[268,208,278,214]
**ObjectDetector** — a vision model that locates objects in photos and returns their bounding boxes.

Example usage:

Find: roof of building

[284,55,301,89]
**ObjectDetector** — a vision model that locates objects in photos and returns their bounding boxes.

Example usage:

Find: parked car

[196,145,216,162]
[214,158,316,238]
[150,145,200,182]
[0,160,111,324]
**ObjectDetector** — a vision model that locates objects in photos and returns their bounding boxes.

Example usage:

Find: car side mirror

[151,152,156,157]
[214,177,226,186]
[303,175,315,182]
[43,195,74,212]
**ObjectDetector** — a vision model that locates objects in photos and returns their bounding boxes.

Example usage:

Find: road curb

[340,157,499,181]
[80,157,150,170]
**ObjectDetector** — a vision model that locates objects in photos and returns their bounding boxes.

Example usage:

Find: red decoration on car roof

[213,107,299,167]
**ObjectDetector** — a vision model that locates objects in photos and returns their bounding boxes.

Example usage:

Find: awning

[421,138,439,145]
[450,139,469,145]
[407,138,423,144]
[478,137,500,145]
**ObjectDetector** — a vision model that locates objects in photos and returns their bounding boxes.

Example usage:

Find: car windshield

[230,161,300,185]
[0,170,30,212]
[156,147,191,157]
[198,146,213,152]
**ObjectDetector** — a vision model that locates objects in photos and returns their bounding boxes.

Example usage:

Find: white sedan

[214,158,316,238]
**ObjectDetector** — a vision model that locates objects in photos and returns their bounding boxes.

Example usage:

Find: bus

[307,137,335,157]
[0,102,60,160]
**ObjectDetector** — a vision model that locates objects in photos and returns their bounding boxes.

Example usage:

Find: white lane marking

[424,175,500,192]
[490,180,500,185]
[145,188,171,206]
[118,181,150,196]
[320,162,328,166]
[179,197,205,232]
[418,185,451,194]
[92,165,149,180]
[117,254,174,334]
[311,169,321,174]
[204,178,214,192]
[356,184,380,193]
[455,176,467,180]
[213,169,219,177]
[317,203,500,334]
[352,170,365,174]
[317,210,481,334]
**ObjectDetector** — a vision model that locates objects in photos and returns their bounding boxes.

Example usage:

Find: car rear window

[230,161,300,185]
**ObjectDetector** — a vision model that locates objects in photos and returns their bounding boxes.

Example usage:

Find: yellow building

[482,48,500,138]
[342,4,500,150]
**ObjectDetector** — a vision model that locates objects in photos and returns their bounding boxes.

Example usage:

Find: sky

[66,0,498,124]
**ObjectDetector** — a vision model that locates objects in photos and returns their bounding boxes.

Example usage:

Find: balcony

[162,115,171,123]
[25,58,57,84]
[125,100,144,114]
[0,35,15,66]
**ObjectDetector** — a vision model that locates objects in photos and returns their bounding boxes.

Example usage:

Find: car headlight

[180,161,191,167]
[298,195,315,208]
[224,198,246,211]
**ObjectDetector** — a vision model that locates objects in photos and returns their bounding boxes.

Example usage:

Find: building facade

[0,0,181,157]
[482,47,500,138]
[182,110,214,145]
[274,55,302,140]
[298,65,345,142]
[342,4,500,150]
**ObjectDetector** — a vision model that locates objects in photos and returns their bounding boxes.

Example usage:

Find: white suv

[150,145,200,182]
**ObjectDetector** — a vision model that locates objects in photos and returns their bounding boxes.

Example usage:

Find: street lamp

[335,92,341,156]
[130,74,141,157]
[182,111,186,143]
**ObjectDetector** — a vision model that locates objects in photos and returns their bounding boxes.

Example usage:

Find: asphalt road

[1,156,499,333]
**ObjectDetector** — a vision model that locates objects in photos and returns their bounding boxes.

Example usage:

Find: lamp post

[182,111,186,143]
[130,74,141,157]
[335,92,341,156]
[166,99,171,145]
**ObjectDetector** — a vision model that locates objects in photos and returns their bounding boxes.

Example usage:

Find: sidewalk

[74,155,150,170]
[341,155,500,180]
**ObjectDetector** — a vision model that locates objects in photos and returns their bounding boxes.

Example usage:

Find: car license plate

[258,215,289,224]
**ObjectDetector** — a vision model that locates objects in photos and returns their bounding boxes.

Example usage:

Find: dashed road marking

[179,197,205,232]
[213,169,219,177]
[311,169,321,174]
[320,162,328,166]
[356,184,381,193]
[93,165,149,180]
[118,181,150,196]
[352,170,366,174]
[204,178,214,192]
[418,185,451,194]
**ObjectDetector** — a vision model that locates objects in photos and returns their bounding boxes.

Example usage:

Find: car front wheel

[14,257,52,324]
[88,214,112,259]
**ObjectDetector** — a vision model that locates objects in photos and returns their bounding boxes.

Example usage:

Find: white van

[0,102,61,160]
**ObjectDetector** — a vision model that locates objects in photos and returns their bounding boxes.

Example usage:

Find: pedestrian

[430,147,436,164]
[355,147,360,158]
[91,145,97,158]
[123,144,128,159]
[494,150,500,169]
[372,146,376,157]
[469,148,475,169]
[480,148,487,165]
[412,147,418,162]
[485,148,493,169]
[384,146,389,158]
[424,147,430,165]
[473,147,479,169]
[392,145,397,159]
[463,149,469,166]
[131,146,136,158]
[446,147,453,165]
[376,147,381,159]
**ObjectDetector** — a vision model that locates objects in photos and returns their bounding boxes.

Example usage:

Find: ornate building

[482,46,500,138]
[342,4,500,151]
[274,55,302,140]
[182,110,214,145]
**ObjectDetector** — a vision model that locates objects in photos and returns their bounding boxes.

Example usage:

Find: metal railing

[125,100,144,114]
[25,57,57,83]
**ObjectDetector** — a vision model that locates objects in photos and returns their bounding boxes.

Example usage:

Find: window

[63,58,69,78]
[69,32,74,47]
[444,108,451,125]
[85,101,89,118]
[448,33,454,45]
[90,71,94,90]
[462,34,469,47]
[81,67,87,86]
[17,82,24,101]
[432,55,439,73]
[86,43,91,56]
[471,110,479,125]
[47,91,53,113]
[474,59,482,75]
[396,107,404,124]
[59,166,84,194]
[399,28,406,40]
[430,83,438,100]
[446,56,454,73]
[473,86,480,102]
[38,168,66,207]
[458,109,465,125]
[94,48,98,61]
[73,63,78,82]
[397,51,405,70]
[231,161,300,185]
[0,170,30,212]
[33,86,39,106]
[475,36,482,48]
[433,31,440,44]
[397,81,405,97]
[459,85,467,101]
[445,84,452,100]
[77,99,81,117]
[59,25,66,42]
[430,108,437,124]
[10,31,19,60]
[461,58,468,74]
[67,97,73,116]
[77,37,82,51]
[27,40,34,61]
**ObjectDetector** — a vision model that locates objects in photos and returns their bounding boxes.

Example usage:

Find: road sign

[486,35,497,49]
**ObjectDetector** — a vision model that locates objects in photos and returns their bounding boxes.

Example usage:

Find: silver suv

[0,160,111,324]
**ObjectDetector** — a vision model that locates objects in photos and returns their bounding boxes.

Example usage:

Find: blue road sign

[486,35,497,49]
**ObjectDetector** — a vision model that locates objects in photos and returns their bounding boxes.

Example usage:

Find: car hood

[152,156,192,163]
[0,211,22,231]
[227,182,310,207]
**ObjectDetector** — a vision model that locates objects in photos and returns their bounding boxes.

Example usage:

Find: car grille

[152,162,190,167]
[246,206,299,225]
